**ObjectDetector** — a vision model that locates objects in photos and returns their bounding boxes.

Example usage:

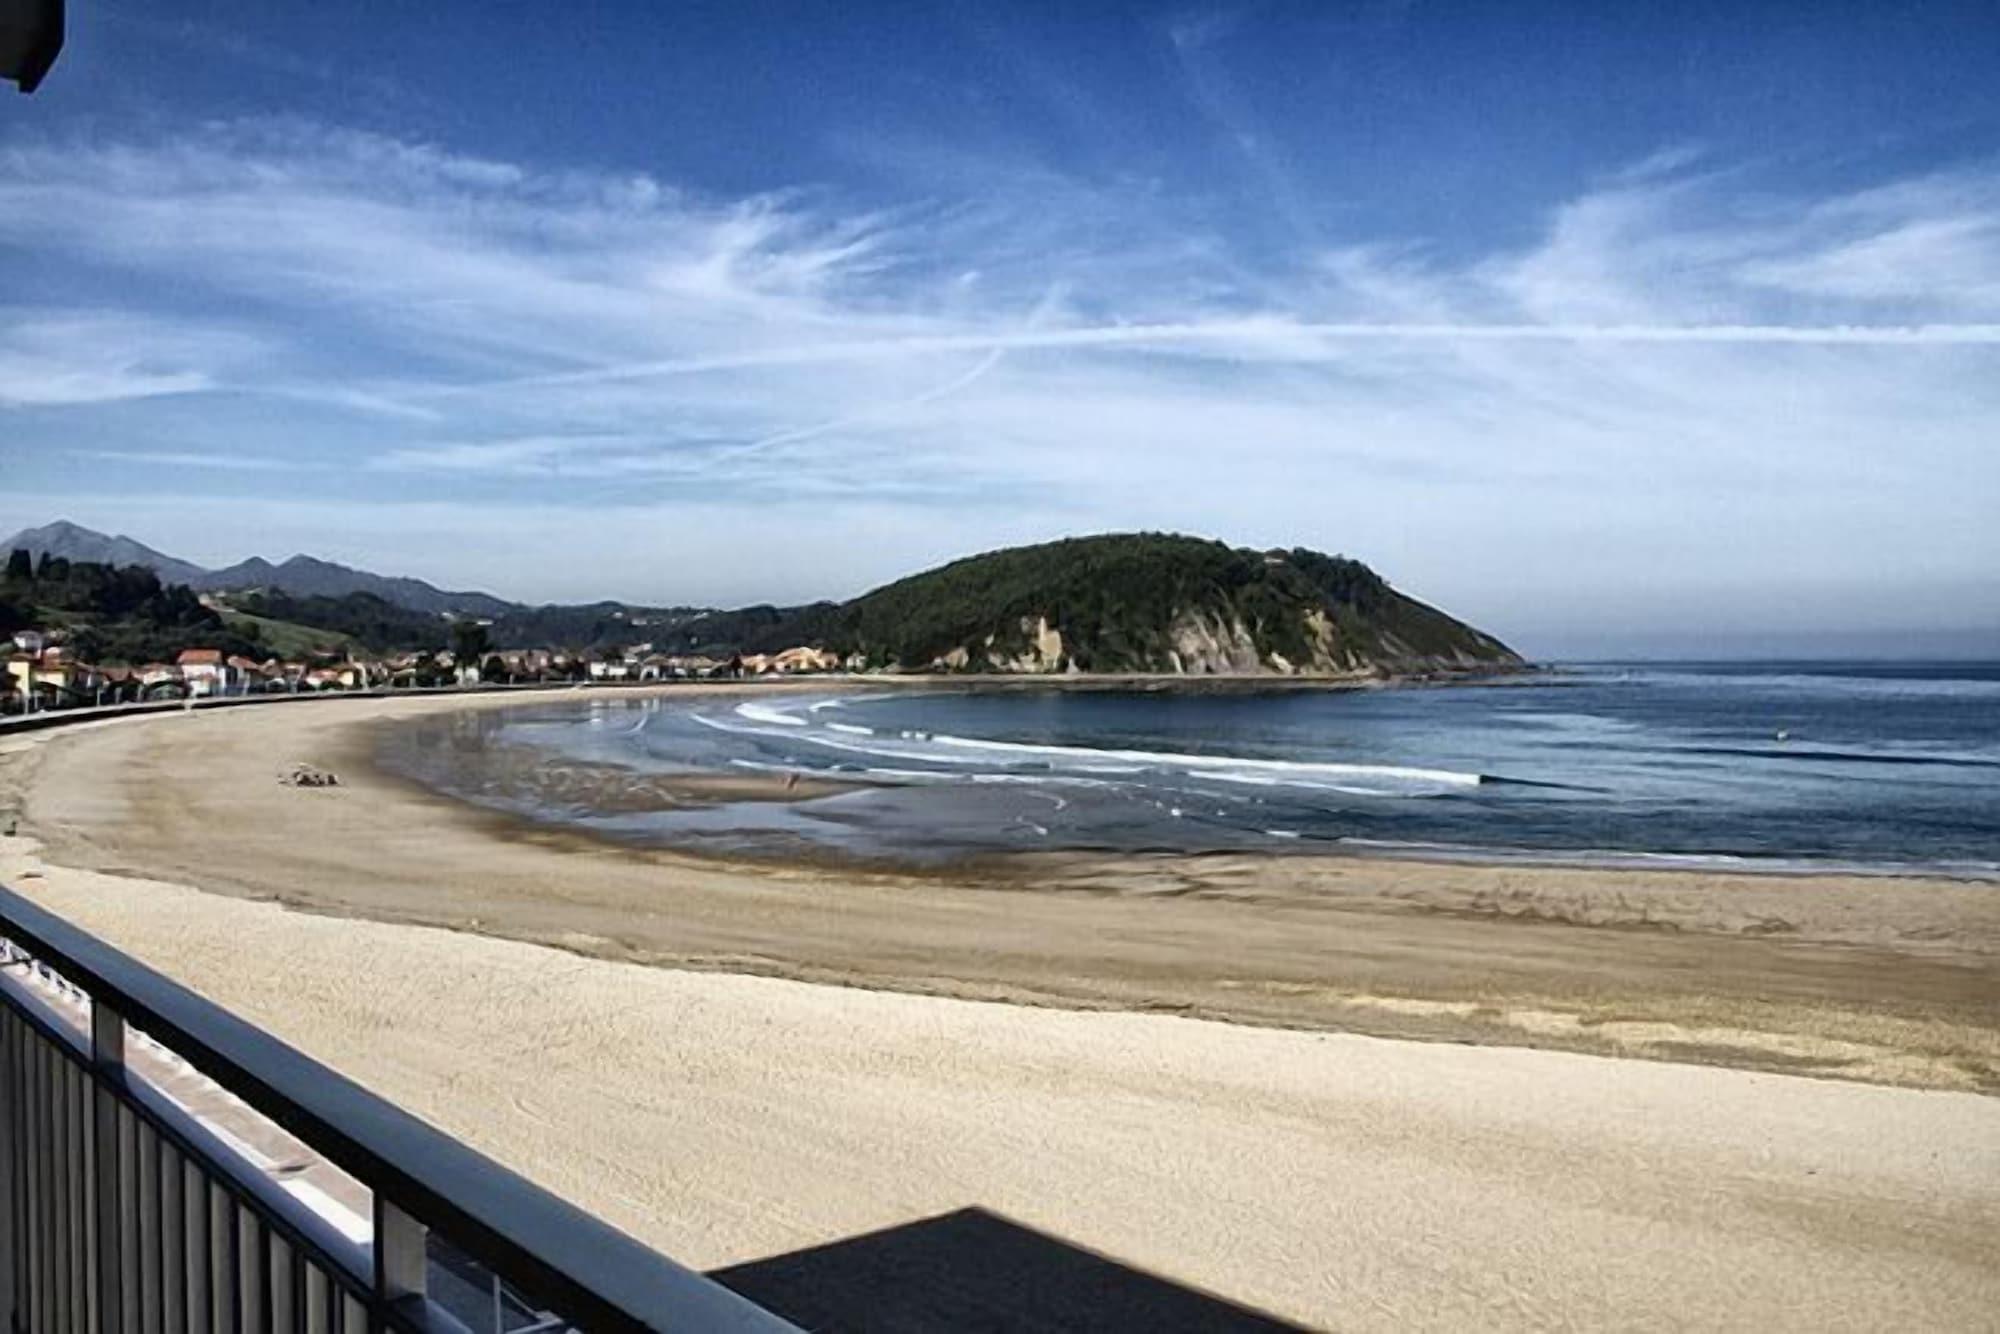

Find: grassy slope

[219,612,355,658]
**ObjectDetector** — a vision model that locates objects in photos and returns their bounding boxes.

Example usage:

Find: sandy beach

[2,689,1998,1328]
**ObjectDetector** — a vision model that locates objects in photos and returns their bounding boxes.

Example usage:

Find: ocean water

[377,663,2000,875]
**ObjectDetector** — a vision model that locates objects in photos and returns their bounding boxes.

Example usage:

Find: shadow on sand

[711,1206,1315,1333]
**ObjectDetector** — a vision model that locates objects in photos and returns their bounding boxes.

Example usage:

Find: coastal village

[4,623,843,716]
[2,526,1530,717]
[1,530,861,716]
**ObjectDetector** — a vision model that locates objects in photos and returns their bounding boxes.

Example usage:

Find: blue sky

[2,2,1997,657]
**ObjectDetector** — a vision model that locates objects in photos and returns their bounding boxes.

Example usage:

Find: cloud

[0,311,259,407]
[0,118,1995,646]
[81,450,315,472]
[1743,212,2000,314]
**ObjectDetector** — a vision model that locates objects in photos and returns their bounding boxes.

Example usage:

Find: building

[587,656,635,682]
[732,646,837,676]
[176,648,234,697]
[5,650,79,710]
[227,655,272,692]
[771,645,839,674]
[96,665,141,704]
[665,654,727,678]
[136,663,185,697]
[492,649,559,682]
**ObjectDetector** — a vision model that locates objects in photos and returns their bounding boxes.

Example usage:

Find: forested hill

[0,550,260,664]
[748,533,1521,676]
[3,532,1518,677]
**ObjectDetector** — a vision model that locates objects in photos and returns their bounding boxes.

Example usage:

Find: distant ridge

[195,553,516,618]
[0,520,517,619]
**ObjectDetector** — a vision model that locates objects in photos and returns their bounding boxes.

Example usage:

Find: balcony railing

[0,883,798,1332]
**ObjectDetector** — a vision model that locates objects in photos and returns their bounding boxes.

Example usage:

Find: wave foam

[697,708,1485,795]
[928,731,1483,789]
[733,702,806,727]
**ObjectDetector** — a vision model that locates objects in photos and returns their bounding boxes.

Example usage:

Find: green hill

[159,532,1519,677]
[768,533,1520,676]
[217,610,357,659]
[1,550,261,664]
[225,589,447,653]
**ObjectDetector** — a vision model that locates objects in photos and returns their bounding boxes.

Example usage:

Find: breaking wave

[734,702,808,727]
[697,700,1489,797]
[384,660,2000,872]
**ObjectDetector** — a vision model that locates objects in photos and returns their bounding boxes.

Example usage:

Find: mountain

[1,521,517,619]
[738,533,1520,676]
[812,533,1518,675]
[0,520,211,588]
[191,555,517,618]
[4,524,1520,675]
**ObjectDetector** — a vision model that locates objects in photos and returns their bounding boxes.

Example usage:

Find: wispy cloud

[81,450,317,472]
[0,117,1995,645]
[0,311,259,406]
[470,318,2000,395]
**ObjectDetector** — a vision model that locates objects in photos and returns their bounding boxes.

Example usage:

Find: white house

[175,648,235,697]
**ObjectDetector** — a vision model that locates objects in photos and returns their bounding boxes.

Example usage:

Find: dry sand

[1,691,1998,1329]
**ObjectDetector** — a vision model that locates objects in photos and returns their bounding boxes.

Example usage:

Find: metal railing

[0,884,797,1333]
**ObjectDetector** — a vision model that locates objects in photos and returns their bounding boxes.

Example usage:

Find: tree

[449,619,491,666]
[4,548,30,582]
[482,653,507,684]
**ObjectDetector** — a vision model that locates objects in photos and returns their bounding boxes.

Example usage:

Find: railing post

[0,963,16,1327]
[375,1196,429,1307]
[91,999,126,1334]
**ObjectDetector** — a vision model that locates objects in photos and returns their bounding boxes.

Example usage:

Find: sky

[1,2,1997,659]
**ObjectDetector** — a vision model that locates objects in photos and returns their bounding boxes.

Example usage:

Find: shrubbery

[1,550,260,663]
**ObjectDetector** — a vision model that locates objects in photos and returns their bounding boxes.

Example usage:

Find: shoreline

[3,688,1997,1327]
[0,659,1548,741]
[366,679,2000,884]
[4,687,1995,1092]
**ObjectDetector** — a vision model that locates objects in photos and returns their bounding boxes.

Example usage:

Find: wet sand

[5,688,1995,1092]
[1,690,1997,1328]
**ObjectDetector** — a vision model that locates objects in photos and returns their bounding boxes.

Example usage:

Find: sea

[376,662,2000,877]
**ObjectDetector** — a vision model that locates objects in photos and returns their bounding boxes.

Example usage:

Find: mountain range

[4,522,1519,677]
[1,521,516,618]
